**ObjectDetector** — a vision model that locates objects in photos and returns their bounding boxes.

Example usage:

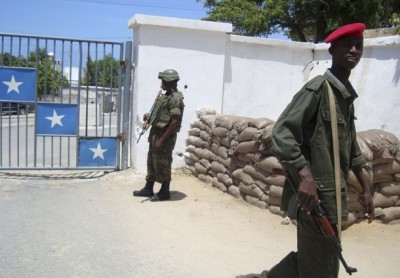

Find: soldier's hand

[297,166,319,213]
[143,113,150,121]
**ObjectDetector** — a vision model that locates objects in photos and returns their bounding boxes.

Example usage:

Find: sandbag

[377,207,400,223]
[212,177,227,192]
[373,192,399,208]
[227,185,243,199]
[232,169,254,185]
[233,141,261,154]
[378,181,400,196]
[243,164,271,183]
[239,183,264,198]
[245,195,268,209]
[210,161,227,174]
[196,107,217,117]
[211,143,228,159]
[256,156,281,174]
[198,173,213,184]
[236,127,260,142]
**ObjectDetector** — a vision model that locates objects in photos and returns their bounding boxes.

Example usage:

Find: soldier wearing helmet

[133,69,185,201]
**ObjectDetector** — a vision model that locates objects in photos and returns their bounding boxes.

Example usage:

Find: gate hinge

[117,133,125,144]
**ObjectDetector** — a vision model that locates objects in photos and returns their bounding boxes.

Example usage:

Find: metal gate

[0,34,132,170]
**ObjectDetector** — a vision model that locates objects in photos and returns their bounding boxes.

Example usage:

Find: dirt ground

[1,168,399,278]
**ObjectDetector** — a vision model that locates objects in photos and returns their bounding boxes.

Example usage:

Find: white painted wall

[128,14,400,173]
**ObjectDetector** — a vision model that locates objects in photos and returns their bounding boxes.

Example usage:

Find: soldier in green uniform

[133,69,184,202]
[237,23,374,278]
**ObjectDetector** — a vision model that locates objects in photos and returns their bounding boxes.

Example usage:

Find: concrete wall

[128,14,400,173]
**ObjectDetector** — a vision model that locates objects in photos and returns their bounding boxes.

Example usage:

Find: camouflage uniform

[146,90,184,183]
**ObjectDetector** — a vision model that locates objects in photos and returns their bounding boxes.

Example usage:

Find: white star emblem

[2,75,23,94]
[89,143,108,160]
[45,109,65,128]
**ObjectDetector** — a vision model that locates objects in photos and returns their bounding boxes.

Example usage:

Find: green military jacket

[272,69,366,223]
[148,90,184,151]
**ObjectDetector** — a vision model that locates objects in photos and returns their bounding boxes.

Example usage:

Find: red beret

[324,23,365,43]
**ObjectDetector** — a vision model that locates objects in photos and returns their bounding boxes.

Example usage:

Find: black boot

[133,181,154,197]
[151,182,170,201]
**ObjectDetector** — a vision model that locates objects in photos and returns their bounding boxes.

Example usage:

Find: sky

[0,0,208,42]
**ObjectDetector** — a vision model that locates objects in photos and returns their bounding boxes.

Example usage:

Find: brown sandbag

[199,130,212,143]
[266,195,281,206]
[358,130,385,160]
[269,205,286,217]
[186,136,209,148]
[211,143,228,159]
[260,124,275,144]
[212,177,227,192]
[210,161,227,174]
[373,160,400,176]
[217,156,237,171]
[245,195,268,209]
[373,192,399,208]
[217,172,233,187]
[243,164,271,183]
[233,141,261,154]
[248,118,275,129]
[196,107,217,117]
[356,135,373,162]
[199,159,211,170]
[232,169,254,185]
[377,207,400,223]
[184,151,199,164]
[265,174,286,187]
[378,181,400,196]
[193,148,217,161]
[198,173,213,184]
[211,126,229,137]
[268,185,283,197]
[194,162,208,175]
[236,127,260,142]
[227,185,243,200]
[200,114,217,129]
[239,183,264,198]
[256,156,282,174]
[189,127,201,136]
[186,165,198,176]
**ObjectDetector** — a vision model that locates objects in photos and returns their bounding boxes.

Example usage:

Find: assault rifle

[137,88,162,143]
[272,168,357,276]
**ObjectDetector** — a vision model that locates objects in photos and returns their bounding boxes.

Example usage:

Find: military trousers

[268,210,339,278]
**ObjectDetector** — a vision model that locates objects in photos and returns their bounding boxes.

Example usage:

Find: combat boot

[151,181,170,201]
[133,181,154,197]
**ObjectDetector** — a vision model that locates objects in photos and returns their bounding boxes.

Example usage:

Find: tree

[0,48,69,99]
[197,0,400,42]
[82,54,120,89]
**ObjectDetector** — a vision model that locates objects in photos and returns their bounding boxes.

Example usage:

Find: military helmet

[158,69,180,82]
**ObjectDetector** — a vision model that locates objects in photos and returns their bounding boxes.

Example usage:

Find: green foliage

[197,0,399,42]
[0,48,69,99]
[82,54,120,89]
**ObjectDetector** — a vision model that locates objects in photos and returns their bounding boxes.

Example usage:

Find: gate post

[121,41,133,170]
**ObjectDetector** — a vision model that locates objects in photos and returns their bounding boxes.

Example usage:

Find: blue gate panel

[78,137,117,167]
[36,103,78,135]
[0,67,36,101]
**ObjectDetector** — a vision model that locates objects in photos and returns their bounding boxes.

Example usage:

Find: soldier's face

[330,37,364,70]
[162,80,174,90]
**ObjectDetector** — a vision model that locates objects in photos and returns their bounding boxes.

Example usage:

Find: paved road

[1,169,399,278]
[1,169,290,278]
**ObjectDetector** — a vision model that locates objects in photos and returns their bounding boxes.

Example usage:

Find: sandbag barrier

[184,108,400,228]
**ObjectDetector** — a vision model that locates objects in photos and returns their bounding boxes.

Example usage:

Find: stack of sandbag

[352,129,400,224]
[185,108,400,226]
[185,108,287,216]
